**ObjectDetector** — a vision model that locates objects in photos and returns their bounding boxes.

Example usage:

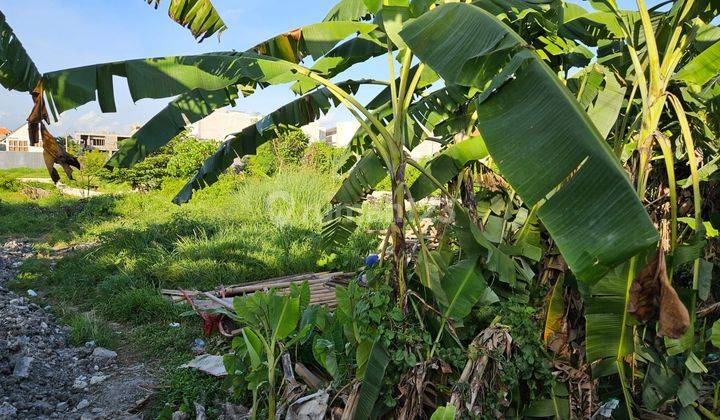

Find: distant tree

[78,149,108,191]
[247,130,309,176]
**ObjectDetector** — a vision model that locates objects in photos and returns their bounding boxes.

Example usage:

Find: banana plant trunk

[390,160,407,302]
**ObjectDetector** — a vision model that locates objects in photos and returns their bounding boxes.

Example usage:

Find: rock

[84,341,97,349]
[194,402,207,420]
[27,289,37,297]
[0,403,17,417]
[172,411,190,420]
[73,376,89,389]
[89,374,109,385]
[91,347,118,359]
[219,403,250,420]
[168,322,181,328]
[0,239,155,418]
[12,356,33,378]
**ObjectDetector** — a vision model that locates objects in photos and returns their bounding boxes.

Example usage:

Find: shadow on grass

[0,194,122,244]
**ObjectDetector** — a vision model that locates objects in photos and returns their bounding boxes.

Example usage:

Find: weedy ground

[0,167,390,415]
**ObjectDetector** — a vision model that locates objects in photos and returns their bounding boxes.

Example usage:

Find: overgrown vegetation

[1,0,720,418]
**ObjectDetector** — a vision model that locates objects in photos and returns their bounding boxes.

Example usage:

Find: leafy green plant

[77,149,109,191]
[247,131,310,176]
[224,283,312,419]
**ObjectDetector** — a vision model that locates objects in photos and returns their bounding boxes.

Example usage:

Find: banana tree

[1,1,687,415]
[4,0,655,331]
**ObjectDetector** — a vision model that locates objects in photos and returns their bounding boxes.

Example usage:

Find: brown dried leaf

[628,250,690,338]
[628,253,662,323]
[41,125,80,183]
[658,272,690,339]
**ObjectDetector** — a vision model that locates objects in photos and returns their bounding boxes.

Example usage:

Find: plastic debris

[181,354,227,377]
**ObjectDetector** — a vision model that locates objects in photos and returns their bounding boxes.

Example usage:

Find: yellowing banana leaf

[543,275,566,342]
[409,135,489,200]
[401,3,658,284]
[0,11,41,92]
[147,0,227,42]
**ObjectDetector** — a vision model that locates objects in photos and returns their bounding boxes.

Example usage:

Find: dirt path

[17,178,104,198]
[0,240,155,419]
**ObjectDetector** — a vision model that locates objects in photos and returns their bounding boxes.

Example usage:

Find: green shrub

[63,149,112,191]
[247,131,309,176]
[106,132,217,190]
[0,173,20,192]
[166,137,217,178]
[303,141,343,173]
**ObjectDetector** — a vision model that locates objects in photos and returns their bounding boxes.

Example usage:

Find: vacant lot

[0,167,389,415]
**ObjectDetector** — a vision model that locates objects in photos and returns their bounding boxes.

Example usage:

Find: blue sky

[0,0,642,135]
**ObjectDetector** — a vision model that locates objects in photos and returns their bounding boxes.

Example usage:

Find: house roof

[0,127,9,137]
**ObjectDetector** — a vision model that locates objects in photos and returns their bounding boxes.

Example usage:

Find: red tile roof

[0,127,10,136]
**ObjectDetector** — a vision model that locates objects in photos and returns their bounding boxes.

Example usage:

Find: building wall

[189,109,261,141]
[75,133,129,152]
[324,121,361,147]
[410,140,443,160]
[3,124,43,153]
[0,151,46,169]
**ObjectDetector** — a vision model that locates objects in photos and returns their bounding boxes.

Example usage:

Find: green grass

[1,166,390,414]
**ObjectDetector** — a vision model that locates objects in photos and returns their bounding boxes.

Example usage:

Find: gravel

[0,239,154,419]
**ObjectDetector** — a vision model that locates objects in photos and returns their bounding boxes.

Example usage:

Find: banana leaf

[582,262,634,377]
[44,21,376,115]
[107,86,240,168]
[435,257,497,321]
[43,53,301,115]
[324,0,372,22]
[674,39,720,87]
[147,0,226,41]
[409,135,489,200]
[321,204,360,249]
[332,151,387,204]
[430,405,457,420]
[291,35,387,94]
[401,3,658,284]
[354,338,389,419]
[568,64,626,139]
[174,80,369,203]
[0,11,41,92]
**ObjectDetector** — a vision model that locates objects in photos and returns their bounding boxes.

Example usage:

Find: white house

[301,120,360,147]
[188,109,261,141]
[0,124,43,153]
